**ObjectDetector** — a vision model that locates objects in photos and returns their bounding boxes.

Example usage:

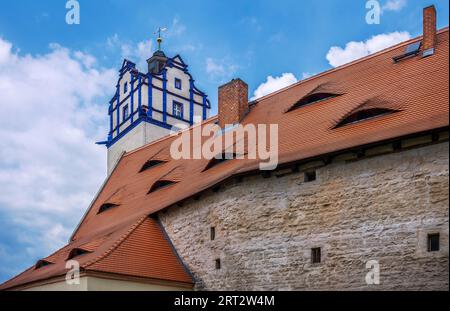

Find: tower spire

[155,27,167,51]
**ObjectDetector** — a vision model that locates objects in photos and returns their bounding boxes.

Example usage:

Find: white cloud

[106,34,153,71]
[0,37,13,64]
[326,31,410,67]
[206,58,225,76]
[120,39,153,71]
[206,57,238,81]
[105,17,187,71]
[74,50,97,68]
[0,37,115,269]
[301,72,315,80]
[252,73,298,100]
[169,17,186,37]
[382,0,407,12]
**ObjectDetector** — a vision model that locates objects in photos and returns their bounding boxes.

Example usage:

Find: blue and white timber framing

[98,54,211,172]
[103,56,210,147]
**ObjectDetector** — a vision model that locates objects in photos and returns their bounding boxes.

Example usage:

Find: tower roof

[152,49,166,58]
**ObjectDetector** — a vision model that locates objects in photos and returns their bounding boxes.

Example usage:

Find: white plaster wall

[107,121,172,173]
[23,276,192,291]
[108,124,146,173]
[152,87,163,111]
[143,122,171,144]
[23,277,88,291]
[166,66,191,99]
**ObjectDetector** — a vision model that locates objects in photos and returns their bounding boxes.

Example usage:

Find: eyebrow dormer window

[139,159,166,173]
[287,93,340,112]
[203,153,237,172]
[67,248,90,260]
[148,179,177,194]
[97,203,119,214]
[334,108,397,128]
[35,260,52,270]
[175,78,182,90]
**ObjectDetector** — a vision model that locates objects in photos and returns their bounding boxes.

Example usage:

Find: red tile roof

[1,28,448,290]
[0,217,192,289]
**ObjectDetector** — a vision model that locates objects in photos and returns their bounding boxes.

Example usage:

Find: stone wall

[158,141,449,291]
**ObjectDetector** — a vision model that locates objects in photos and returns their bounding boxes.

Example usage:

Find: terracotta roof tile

[0,216,192,290]
[2,28,448,290]
[71,29,448,242]
[86,217,192,283]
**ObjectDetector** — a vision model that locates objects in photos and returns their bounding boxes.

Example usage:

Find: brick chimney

[422,5,437,57]
[218,78,249,128]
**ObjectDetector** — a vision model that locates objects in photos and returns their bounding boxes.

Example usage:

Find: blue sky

[0,0,448,284]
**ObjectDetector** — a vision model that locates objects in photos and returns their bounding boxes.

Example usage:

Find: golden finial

[155,27,167,51]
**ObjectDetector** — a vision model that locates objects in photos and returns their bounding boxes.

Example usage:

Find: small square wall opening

[304,171,317,182]
[311,247,321,264]
[215,258,221,270]
[428,233,440,252]
[210,227,216,241]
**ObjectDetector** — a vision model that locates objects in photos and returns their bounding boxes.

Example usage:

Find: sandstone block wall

[159,142,449,290]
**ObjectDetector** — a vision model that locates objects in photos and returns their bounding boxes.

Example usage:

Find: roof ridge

[254,27,449,103]
[82,215,148,268]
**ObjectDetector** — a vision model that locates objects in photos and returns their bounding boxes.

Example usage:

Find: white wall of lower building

[23,276,192,291]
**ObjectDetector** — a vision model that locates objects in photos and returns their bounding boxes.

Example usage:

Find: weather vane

[154,27,167,51]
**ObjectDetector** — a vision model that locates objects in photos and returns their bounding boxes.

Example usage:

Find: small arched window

[35,260,52,270]
[287,93,340,112]
[97,203,119,214]
[203,153,237,172]
[67,248,90,260]
[334,108,397,128]
[139,159,166,173]
[147,179,177,194]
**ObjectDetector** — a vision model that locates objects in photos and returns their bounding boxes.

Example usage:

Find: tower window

[215,258,221,269]
[124,82,128,93]
[304,171,316,182]
[123,104,129,121]
[311,247,321,264]
[175,78,182,90]
[428,233,440,252]
[210,227,216,241]
[173,101,183,119]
